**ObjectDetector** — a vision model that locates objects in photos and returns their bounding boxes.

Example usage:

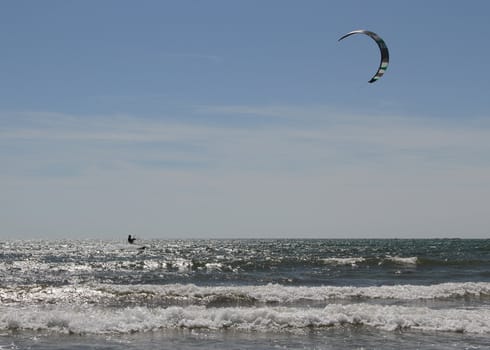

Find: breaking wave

[2,282,490,308]
[2,281,490,336]
[1,302,489,335]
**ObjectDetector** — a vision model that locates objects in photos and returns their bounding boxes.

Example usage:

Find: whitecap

[1,303,489,335]
[386,256,418,265]
[322,257,365,266]
[2,282,490,309]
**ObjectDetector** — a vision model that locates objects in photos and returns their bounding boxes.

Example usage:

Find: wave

[1,302,489,335]
[321,256,418,267]
[385,256,418,265]
[322,257,366,266]
[2,253,489,282]
[2,282,490,308]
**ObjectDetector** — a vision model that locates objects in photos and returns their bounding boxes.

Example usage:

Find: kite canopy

[338,29,389,83]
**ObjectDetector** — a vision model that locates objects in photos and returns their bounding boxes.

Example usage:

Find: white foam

[386,256,418,265]
[322,257,365,266]
[170,258,193,272]
[1,303,489,335]
[2,282,490,306]
[204,263,223,271]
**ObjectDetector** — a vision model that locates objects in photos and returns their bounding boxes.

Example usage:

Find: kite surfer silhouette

[127,234,136,244]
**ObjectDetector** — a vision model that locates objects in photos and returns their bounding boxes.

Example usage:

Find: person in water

[128,235,136,244]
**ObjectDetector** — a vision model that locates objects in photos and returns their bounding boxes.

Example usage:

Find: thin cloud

[1,108,490,238]
[2,109,490,173]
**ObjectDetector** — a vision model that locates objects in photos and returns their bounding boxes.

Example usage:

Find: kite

[338,29,389,83]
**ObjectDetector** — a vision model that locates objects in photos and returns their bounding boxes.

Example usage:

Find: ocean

[1,239,489,349]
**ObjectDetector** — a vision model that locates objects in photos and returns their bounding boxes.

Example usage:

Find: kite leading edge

[338,29,389,83]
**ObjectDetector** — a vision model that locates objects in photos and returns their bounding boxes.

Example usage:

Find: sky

[1,1,489,239]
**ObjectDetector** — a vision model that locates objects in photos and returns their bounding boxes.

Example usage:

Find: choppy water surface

[1,239,489,349]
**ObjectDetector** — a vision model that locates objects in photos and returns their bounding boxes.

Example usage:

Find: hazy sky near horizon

[1,1,490,239]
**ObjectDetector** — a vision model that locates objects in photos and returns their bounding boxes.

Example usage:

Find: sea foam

[2,282,490,307]
[1,303,489,335]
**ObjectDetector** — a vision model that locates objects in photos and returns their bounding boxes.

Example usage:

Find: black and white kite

[338,29,389,83]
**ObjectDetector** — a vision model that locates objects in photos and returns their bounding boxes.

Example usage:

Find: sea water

[1,239,489,349]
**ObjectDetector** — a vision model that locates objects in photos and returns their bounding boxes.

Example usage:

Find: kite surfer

[128,234,136,244]
[128,234,147,252]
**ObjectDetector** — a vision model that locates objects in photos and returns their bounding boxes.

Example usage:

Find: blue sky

[1,1,489,239]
